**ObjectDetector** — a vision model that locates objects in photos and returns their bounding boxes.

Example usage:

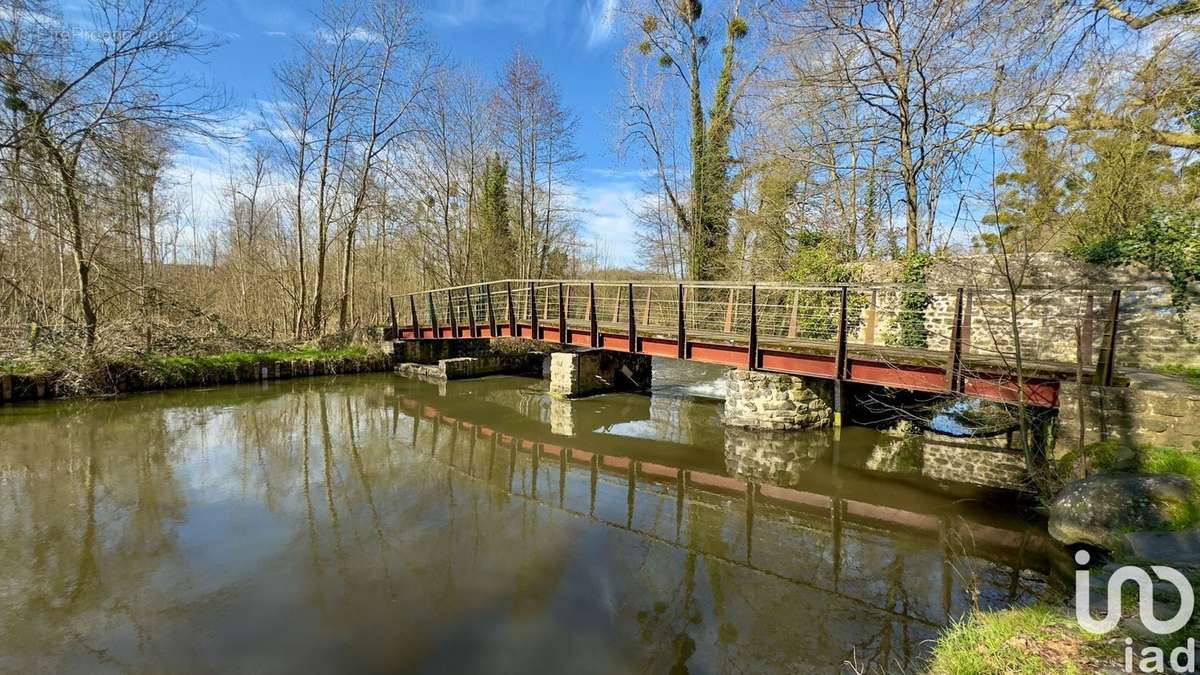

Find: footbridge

[389,279,1123,408]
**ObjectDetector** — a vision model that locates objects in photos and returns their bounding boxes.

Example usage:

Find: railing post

[835,286,849,380]
[446,290,458,337]
[788,290,799,339]
[465,287,477,338]
[833,286,850,427]
[589,282,599,348]
[724,288,735,333]
[388,296,398,339]
[627,282,637,353]
[529,282,539,339]
[558,283,567,344]
[961,289,974,354]
[486,283,497,337]
[747,285,758,370]
[1094,289,1121,387]
[1080,292,1095,368]
[409,294,419,337]
[677,283,686,359]
[945,287,965,393]
[864,289,877,346]
[506,282,516,337]
[427,292,439,338]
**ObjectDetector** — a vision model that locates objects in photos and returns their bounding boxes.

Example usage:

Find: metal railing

[389,279,1123,387]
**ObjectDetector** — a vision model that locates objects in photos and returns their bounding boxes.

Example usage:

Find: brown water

[0,360,1060,674]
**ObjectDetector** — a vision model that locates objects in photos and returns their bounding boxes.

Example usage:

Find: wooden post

[864,289,877,345]
[465,287,477,338]
[724,288,735,333]
[409,294,419,337]
[1080,293,1095,368]
[446,290,458,337]
[558,282,567,344]
[945,288,965,393]
[427,292,439,337]
[677,283,686,359]
[643,287,652,325]
[388,296,398,338]
[788,290,799,338]
[589,282,599,348]
[506,282,516,337]
[747,284,758,370]
[627,282,637,353]
[486,283,497,336]
[528,282,539,339]
[1094,289,1121,387]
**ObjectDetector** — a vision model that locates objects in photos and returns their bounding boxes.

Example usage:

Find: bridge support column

[724,370,834,430]
[549,349,651,398]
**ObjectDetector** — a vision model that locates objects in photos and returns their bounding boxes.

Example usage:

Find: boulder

[1048,474,1197,550]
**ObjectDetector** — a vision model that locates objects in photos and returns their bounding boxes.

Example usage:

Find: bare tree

[1,0,223,348]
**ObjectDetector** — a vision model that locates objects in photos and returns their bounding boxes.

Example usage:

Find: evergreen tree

[978,133,1067,253]
[476,153,515,279]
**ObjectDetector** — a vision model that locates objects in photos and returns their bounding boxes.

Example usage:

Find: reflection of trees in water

[0,400,187,665]
[0,380,1053,673]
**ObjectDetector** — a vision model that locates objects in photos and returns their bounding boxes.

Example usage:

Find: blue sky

[174,0,645,265]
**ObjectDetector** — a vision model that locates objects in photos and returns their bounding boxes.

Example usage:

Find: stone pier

[723,370,834,430]
[548,349,651,398]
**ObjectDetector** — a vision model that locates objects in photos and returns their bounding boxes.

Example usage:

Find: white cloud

[582,0,618,48]
[566,177,655,267]
[263,30,287,37]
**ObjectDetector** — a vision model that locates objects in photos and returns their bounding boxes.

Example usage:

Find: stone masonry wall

[723,370,833,430]
[921,432,1031,491]
[859,253,1199,369]
[1057,381,1200,454]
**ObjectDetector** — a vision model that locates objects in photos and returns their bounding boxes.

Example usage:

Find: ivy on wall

[890,253,934,349]
[1076,208,1199,312]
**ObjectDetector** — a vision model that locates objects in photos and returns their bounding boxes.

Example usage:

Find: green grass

[928,605,1123,675]
[137,346,370,381]
[1153,364,1200,390]
[0,358,55,376]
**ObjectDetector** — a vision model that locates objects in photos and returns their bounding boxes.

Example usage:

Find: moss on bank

[927,605,1125,674]
[134,346,369,381]
[1,345,389,399]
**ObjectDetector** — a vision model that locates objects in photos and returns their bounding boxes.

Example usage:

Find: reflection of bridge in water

[390,390,1059,633]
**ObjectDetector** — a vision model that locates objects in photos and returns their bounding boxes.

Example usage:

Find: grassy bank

[1153,364,1200,391]
[927,605,1126,674]
[0,345,392,401]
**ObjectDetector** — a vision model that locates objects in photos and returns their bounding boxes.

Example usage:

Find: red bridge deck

[389,279,1124,409]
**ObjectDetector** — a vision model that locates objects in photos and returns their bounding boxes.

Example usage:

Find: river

[0,359,1060,673]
